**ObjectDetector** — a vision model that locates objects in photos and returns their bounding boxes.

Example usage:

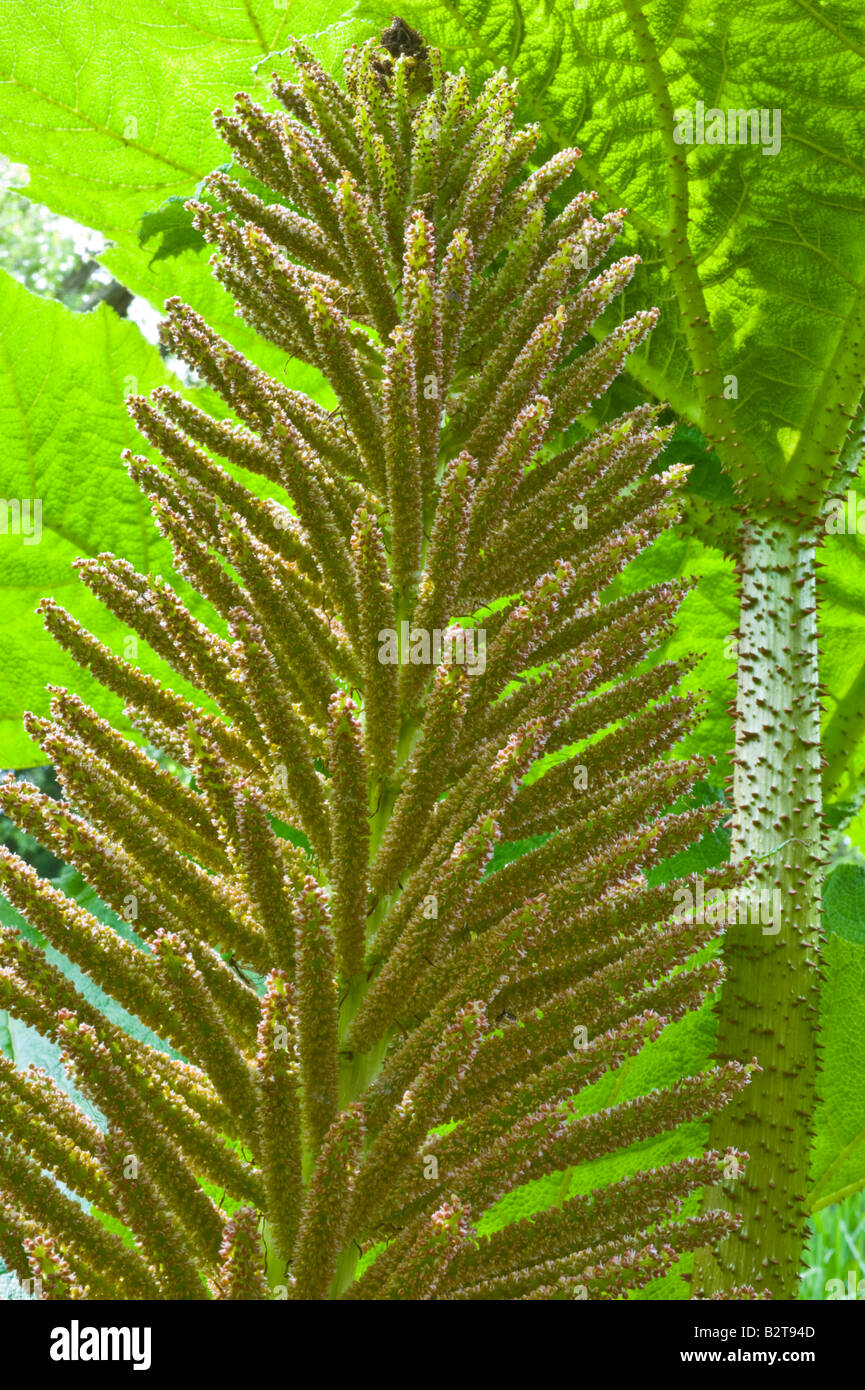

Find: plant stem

[693,516,824,1298]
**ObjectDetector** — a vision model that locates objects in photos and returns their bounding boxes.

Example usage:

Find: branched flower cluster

[0,22,761,1300]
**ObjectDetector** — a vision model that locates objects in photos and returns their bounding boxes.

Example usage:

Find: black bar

[1,1295,857,1377]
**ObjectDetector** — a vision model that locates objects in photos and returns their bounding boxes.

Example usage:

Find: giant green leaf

[0,267,217,766]
[810,863,865,1211]
[0,0,356,240]
[820,524,865,802]
[0,0,363,397]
